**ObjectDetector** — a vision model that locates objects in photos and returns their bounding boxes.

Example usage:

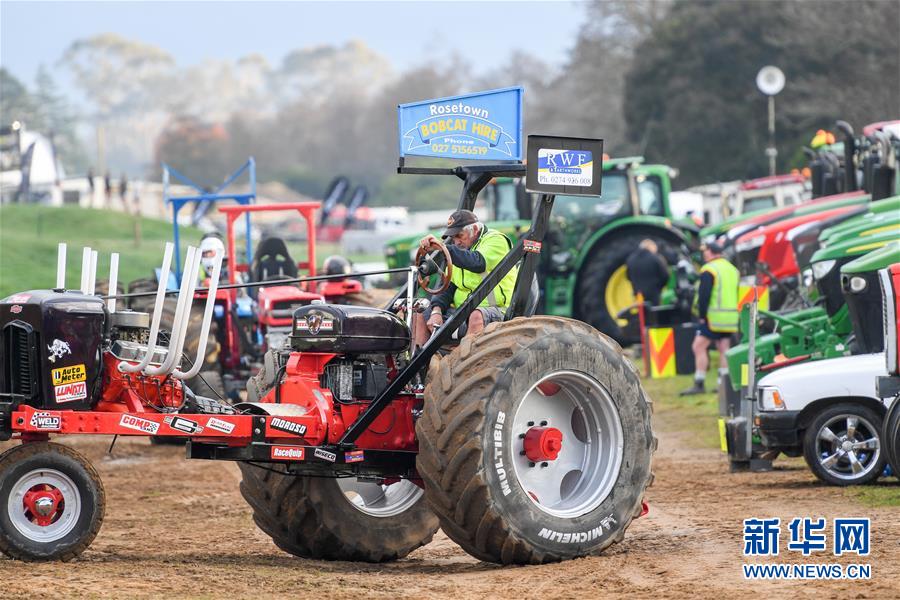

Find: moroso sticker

[52,364,86,386]
[47,339,72,364]
[7,294,31,303]
[119,414,160,435]
[537,149,593,187]
[314,448,337,462]
[271,446,305,461]
[206,417,235,434]
[10,305,22,314]
[164,415,203,435]
[30,411,62,430]
[523,239,542,254]
[345,450,365,463]
[54,382,87,403]
[270,417,308,436]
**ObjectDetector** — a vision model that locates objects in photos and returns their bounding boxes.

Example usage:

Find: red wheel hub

[523,426,563,462]
[23,487,64,527]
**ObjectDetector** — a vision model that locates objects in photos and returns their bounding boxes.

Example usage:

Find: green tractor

[383,157,698,343]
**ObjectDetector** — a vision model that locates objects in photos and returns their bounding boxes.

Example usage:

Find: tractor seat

[251,237,299,297]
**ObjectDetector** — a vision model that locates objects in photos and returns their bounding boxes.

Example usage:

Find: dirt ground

[2,396,898,599]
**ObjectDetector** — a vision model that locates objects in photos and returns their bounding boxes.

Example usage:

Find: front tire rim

[815,414,881,481]
[337,478,423,518]
[511,370,624,518]
[8,468,82,543]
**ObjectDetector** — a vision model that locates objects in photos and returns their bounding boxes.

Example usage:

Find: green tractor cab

[383,157,697,344]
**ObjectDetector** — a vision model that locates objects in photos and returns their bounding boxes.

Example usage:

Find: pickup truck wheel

[803,403,885,486]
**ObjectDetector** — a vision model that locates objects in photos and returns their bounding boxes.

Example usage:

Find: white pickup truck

[755,353,893,485]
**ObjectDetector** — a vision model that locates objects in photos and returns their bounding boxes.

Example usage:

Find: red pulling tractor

[0,142,654,565]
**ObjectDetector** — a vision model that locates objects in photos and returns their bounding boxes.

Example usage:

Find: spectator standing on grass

[625,239,669,306]
[680,241,739,396]
[119,173,128,206]
[104,172,112,207]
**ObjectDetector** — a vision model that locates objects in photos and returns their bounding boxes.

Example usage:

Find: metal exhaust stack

[835,120,857,192]
[107,253,120,313]
[80,247,92,294]
[120,243,174,374]
[163,247,202,376]
[88,250,98,295]
[172,249,223,381]
[56,243,67,289]
[144,246,197,376]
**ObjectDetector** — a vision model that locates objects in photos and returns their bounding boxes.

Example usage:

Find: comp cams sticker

[119,414,160,435]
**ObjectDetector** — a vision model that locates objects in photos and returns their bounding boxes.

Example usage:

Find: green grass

[0,206,386,299]
[845,483,900,507]
[0,205,202,298]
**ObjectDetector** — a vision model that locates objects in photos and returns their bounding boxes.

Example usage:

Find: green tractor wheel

[575,235,675,345]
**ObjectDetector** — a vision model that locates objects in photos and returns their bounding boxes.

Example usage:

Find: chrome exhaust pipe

[173,248,223,381]
[144,246,197,376]
[88,250,98,295]
[80,247,92,294]
[107,253,120,313]
[120,243,174,374]
[56,243,67,289]
[164,247,202,376]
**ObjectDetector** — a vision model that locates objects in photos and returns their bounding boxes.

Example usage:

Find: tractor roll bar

[338,172,555,445]
[107,253,120,313]
[88,250,98,295]
[80,247,92,294]
[173,248,224,381]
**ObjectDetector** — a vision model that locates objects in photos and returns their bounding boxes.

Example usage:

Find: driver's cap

[443,210,478,237]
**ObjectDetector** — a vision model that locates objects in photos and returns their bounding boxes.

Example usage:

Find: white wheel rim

[511,370,624,518]
[337,478,423,518]
[8,468,82,543]
[815,414,881,481]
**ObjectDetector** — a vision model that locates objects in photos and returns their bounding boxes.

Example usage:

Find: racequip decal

[52,364,86,385]
[270,417,308,436]
[271,446,305,461]
[30,411,62,430]
[164,415,203,435]
[54,382,87,403]
[47,339,72,364]
[119,414,160,435]
[206,417,235,434]
[345,450,365,463]
[314,448,337,462]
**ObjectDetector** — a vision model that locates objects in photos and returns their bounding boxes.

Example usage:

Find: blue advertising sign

[398,86,523,161]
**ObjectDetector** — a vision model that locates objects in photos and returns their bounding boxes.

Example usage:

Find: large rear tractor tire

[0,443,105,561]
[417,316,655,564]
[126,277,159,313]
[238,464,438,562]
[884,396,900,476]
[575,235,676,345]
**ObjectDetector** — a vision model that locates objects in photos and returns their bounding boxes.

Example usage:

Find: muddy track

[2,403,897,598]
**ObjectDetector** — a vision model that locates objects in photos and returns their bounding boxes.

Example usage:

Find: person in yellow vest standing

[413,210,519,347]
[680,241,740,395]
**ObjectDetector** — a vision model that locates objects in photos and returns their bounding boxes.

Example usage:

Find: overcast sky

[1,1,585,93]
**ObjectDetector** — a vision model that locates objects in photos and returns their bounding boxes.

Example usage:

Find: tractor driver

[413,210,518,347]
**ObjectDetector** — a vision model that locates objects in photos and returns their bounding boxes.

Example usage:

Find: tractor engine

[250,303,418,451]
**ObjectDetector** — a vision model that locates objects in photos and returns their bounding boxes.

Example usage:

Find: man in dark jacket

[626,239,669,306]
